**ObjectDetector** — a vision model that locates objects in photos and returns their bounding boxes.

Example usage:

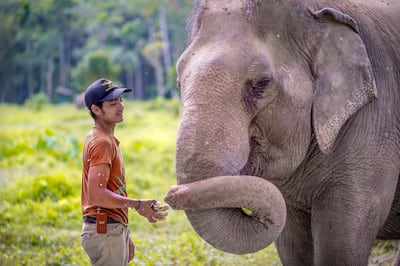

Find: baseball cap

[84,78,132,109]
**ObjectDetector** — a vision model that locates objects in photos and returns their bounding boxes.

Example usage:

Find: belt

[84,216,120,224]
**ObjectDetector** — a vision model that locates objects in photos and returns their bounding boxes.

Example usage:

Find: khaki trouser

[81,222,130,266]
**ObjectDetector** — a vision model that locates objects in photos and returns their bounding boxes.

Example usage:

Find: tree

[142,41,165,97]
[71,50,121,91]
[0,0,194,103]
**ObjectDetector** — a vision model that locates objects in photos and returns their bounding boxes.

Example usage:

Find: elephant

[164,0,400,265]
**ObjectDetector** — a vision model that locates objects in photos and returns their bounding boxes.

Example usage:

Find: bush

[15,174,74,202]
[24,92,47,111]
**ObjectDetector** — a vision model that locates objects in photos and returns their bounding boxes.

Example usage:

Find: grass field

[0,99,396,266]
[0,99,281,266]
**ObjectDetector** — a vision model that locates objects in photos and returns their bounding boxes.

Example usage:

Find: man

[80,78,168,265]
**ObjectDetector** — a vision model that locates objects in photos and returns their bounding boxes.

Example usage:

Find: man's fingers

[141,201,169,222]
[151,202,170,212]
[152,210,168,220]
[156,211,168,217]
[148,216,157,223]
[151,215,166,221]
[158,204,170,212]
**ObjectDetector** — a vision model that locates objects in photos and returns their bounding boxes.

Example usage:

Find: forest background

[0,0,397,265]
[1,0,192,104]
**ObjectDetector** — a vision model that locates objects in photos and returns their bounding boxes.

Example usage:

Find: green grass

[0,99,396,266]
[0,100,281,266]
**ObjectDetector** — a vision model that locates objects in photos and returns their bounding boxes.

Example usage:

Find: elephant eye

[243,76,273,114]
[250,77,271,99]
[255,78,270,88]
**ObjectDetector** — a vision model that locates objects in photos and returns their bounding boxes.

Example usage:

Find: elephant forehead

[180,63,243,103]
[180,48,244,85]
[201,1,246,16]
[200,0,265,20]
[193,1,255,40]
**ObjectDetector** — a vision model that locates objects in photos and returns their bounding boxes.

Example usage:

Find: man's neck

[94,120,116,135]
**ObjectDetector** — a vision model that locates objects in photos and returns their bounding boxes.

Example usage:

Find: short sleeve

[87,136,115,167]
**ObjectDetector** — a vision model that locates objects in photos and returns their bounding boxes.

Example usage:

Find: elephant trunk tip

[164,175,287,254]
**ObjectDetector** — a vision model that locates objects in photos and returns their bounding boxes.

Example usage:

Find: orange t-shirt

[81,126,128,225]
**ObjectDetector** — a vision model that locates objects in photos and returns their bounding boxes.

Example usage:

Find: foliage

[0,0,193,103]
[71,50,121,91]
[142,41,164,68]
[23,92,47,111]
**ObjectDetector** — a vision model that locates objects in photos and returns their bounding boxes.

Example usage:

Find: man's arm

[87,164,167,223]
[87,163,140,209]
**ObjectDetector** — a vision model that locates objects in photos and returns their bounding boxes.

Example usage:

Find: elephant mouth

[164,175,287,254]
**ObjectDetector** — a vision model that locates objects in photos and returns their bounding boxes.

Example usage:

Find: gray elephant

[164,0,400,265]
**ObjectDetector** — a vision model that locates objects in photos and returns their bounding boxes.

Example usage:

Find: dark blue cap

[84,78,132,109]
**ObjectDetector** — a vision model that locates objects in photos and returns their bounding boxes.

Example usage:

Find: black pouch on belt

[96,212,108,234]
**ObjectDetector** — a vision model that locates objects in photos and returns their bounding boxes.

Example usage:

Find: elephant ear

[310,8,377,154]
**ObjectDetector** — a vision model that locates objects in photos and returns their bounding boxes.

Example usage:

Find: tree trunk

[27,39,34,99]
[159,5,178,98]
[46,57,54,103]
[155,64,165,97]
[59,34,66,88]
[159,7,171,69]
[135,65,144,100]
[126,72,134,100]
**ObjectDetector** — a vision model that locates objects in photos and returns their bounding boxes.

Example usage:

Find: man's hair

[89,102,103,119]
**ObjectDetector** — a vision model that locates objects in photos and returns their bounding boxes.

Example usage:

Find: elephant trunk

[165,175,287,254]
[167,53,287,253]
[165,104,286,254]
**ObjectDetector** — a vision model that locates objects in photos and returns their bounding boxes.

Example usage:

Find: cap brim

[100,88,132,102]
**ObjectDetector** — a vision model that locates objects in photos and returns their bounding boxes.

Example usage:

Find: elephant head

[165,0,377,254]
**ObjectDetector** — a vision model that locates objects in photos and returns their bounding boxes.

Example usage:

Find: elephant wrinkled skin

[164,0,400,265]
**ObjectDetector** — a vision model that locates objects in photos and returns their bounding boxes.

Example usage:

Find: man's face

[99,96,125,123]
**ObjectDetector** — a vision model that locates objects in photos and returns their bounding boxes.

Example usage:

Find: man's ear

[91,104,102,116]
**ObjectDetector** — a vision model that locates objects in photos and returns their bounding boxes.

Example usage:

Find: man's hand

[135,199,157,223]
[128,237,134,262]
[133,199,169,223]
[151,201,169,221]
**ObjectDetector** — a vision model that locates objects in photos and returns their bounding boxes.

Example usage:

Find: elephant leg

[311,200,381,265]
[275,207,313,266]
[392,244,400,266]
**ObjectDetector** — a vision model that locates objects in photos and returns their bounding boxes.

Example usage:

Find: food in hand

[151,202,170,221]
